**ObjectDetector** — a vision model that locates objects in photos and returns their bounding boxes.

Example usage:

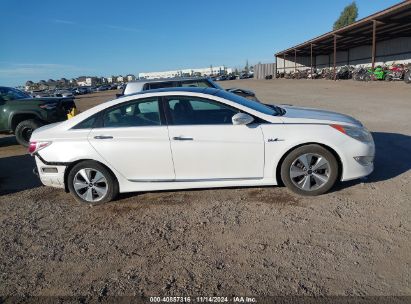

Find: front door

[88,97,175,181]
[165,96,264,180]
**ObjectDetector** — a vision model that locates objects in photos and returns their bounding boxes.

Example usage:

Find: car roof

[122,87,222,99]
[128,77,210,83]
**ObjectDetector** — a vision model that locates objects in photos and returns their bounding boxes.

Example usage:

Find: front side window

[103,98,161,128]
[166,96,238,125]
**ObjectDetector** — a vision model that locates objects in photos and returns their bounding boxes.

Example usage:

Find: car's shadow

[0,132,410,197]
[368,132,411,182]
[0,154,41,196]
[0,135,17,148]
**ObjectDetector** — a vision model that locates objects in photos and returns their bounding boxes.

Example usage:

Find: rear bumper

[34,156,67,188]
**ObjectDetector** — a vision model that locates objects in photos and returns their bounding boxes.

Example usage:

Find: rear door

[88,97,175,181]
[164,95,265,180]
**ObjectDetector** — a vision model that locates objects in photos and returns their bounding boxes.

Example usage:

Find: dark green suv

[0,86,77,147]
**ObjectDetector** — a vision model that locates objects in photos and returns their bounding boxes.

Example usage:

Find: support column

[294,49,297,72]
[310,44,313,79]
[333,35,337,81]
[275,56,278,78]
[283,53,286,76]
[372,20,377,69]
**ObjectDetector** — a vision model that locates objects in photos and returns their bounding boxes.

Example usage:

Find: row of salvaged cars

[29,84,123,98]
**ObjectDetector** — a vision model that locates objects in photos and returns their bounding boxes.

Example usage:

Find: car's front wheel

[281,144,339,196]
[67,161,118,205]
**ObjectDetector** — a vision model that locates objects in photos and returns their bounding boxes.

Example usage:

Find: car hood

[280,105,362,126]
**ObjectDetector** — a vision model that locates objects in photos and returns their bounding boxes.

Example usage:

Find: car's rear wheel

[67,161,118,205]
[15,119,43,147]
[280,144,339,196]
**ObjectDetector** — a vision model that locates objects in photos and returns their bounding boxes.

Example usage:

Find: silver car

[117,77,259,101]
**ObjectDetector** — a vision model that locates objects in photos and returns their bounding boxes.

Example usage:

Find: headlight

[331,124,373,143]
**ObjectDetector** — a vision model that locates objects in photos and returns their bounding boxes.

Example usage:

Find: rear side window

[103,98,161,128]
[72,115,97,129]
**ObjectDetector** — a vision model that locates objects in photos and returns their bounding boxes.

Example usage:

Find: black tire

[67,161,119,205]
[280,144,339,196]
[14,119,43,147]
[404,71,411,84]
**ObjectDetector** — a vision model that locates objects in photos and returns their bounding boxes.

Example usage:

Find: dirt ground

[0,79,410,297]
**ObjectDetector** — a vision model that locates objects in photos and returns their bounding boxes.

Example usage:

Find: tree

[333,2,358,30]
[244,60,249,73]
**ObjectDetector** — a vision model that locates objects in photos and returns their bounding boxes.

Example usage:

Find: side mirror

[232,113,254,125]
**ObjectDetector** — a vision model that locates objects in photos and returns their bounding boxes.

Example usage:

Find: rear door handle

[173,136,193,141]
[94,135,113,139]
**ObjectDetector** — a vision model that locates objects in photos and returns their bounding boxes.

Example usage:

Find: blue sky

[0,0,401,86]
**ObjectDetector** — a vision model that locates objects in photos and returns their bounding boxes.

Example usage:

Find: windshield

[216,90,277,115]
[0,87,32,101]
[208,79,224,90]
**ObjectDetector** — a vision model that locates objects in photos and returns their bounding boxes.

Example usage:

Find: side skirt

[119,178,277,193]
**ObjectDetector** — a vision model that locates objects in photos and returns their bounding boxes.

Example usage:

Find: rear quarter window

[72,115,97,129]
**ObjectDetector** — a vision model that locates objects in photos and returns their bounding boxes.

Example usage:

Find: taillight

[28,141,52,155]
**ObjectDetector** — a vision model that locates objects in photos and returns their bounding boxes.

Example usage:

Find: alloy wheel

[289,153,331,191]
[73,168,108,202]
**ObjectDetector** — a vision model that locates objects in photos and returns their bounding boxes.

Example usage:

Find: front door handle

[94,135,113,140]
[173,136,193,141]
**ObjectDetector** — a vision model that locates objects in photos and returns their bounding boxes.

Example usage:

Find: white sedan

[29,87,375,204]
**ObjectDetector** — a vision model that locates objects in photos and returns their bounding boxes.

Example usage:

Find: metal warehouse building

[275,1,411,79]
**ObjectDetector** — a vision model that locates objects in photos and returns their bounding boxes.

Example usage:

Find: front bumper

[34,156,66,189]
[340,140,375,181]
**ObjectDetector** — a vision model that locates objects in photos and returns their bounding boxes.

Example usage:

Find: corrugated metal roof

[275,1,411,56]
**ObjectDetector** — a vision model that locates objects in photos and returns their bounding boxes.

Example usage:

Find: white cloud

[53,19,76,25]
[106,25,142,33]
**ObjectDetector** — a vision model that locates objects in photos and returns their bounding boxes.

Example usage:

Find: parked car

[54,89,74,98]
[96,85,110,91]
[117,77,259,101]
[30,90,53,98]
[215,75,227,81]
[0,86,77,146]
[74,87,90,95]
[30,87,374,204]
[240,73,253,79]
